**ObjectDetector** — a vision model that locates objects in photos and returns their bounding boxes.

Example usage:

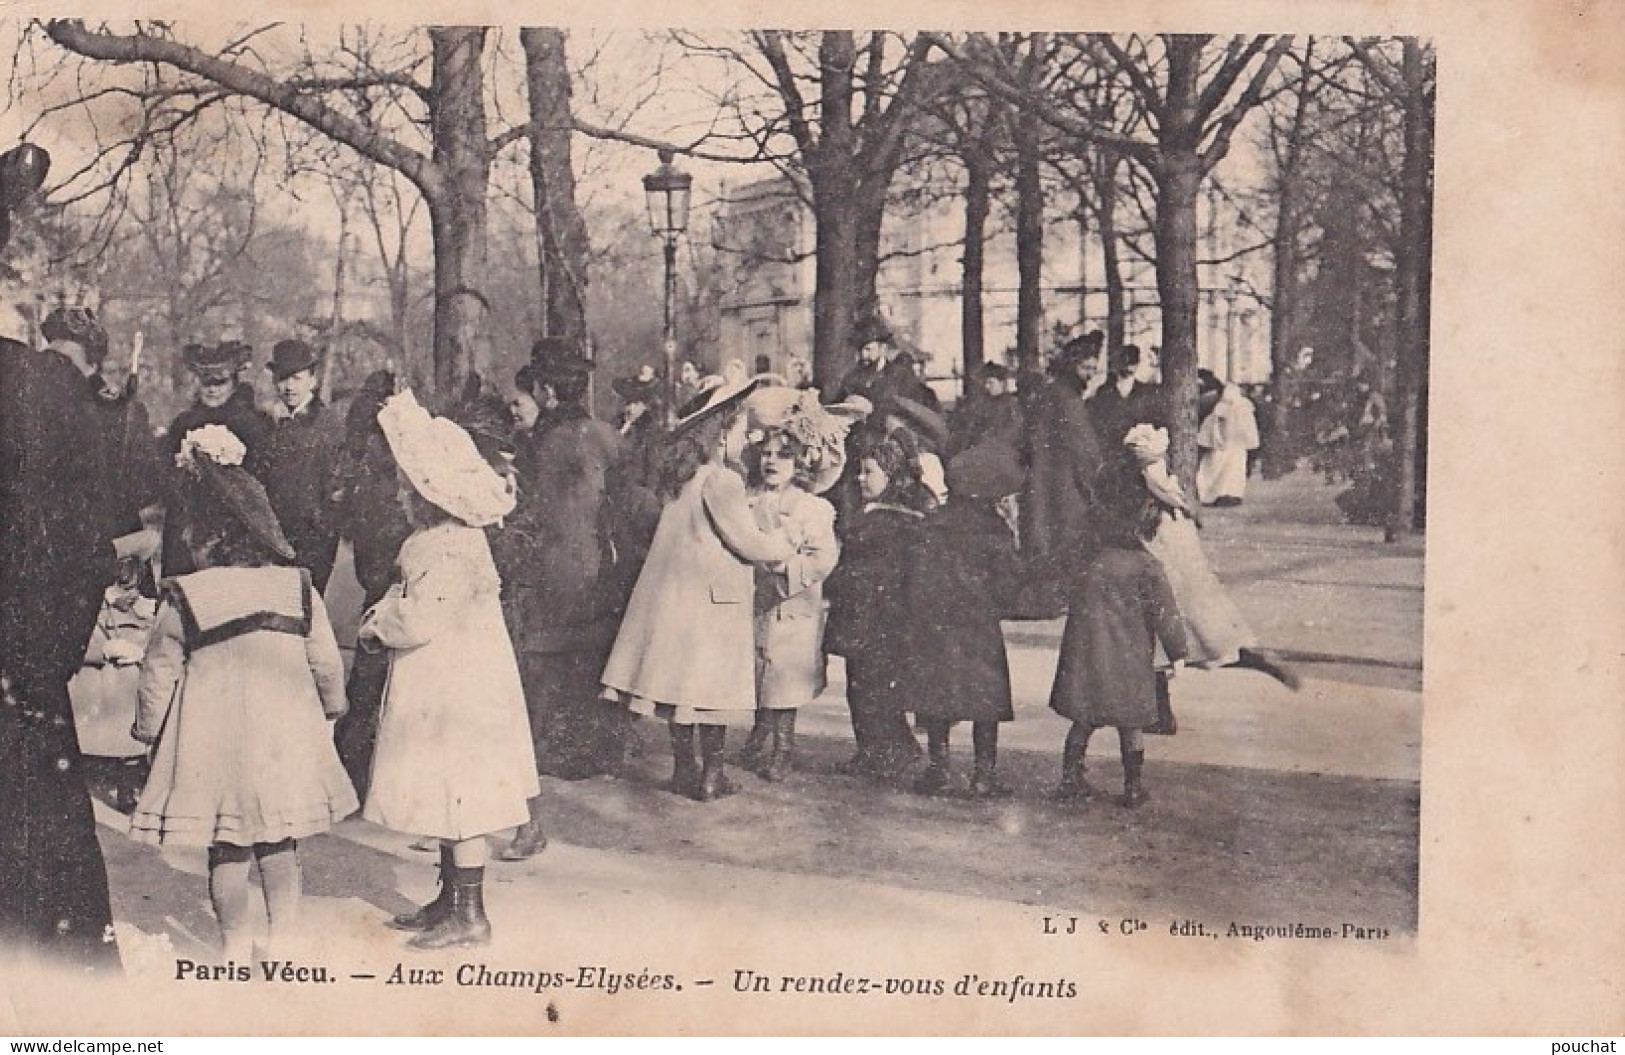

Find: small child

[823,427,934,779]
[359,390,539,951]
[737,387,852,782]
[1048,446,1189,807]
[906,440,1027,797]
[132,425,356,960]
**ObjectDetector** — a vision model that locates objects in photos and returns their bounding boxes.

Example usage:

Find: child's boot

[1120,749,1150,808]
[669,724,701,798]
[762,710,796,783]
[409,866,491,950]
[968,724,1012,798]
[739,711,770,769]
[389,844,455,931]
[912,722,953,796]
[1053,726,1098,801]
[697,725,736,801]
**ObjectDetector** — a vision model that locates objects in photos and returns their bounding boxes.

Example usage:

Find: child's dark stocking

[969,722,1012,798]
[668,723,701,797]
[1119,727,1148,808]
[912,719,953,796]
[207,843,255,961]
[697,724,735,801]
[1055,722,1099,801]
[761,709,796,782]
[255,839,300,953]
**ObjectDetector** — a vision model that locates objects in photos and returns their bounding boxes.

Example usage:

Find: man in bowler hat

[262,339,344,592]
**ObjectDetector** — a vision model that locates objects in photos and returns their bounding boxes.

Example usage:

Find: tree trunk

[1093,153,1126,359]
[1155,37,1206,489]
[521,27,591,354]
[852,182,887,331]
[961,156,990,379]
[427,28,491,401]
[1013,92,1044,377]
[1387,38,1432,540]
[812,182,861,398]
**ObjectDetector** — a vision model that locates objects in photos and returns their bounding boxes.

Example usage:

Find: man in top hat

[0,302,126,972]
[262,338,344,592]
[162,341,273,578]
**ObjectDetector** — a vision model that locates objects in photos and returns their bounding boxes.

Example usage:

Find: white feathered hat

[378,389,515,528]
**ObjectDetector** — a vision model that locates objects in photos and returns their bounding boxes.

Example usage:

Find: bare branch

[44,20,436,195]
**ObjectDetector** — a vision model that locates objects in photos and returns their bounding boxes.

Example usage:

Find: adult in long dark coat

[262,339,344,592]
[330,371,412,799]
[489,340,656,858]
[1020,332,1108,584]
[161,341,273,578]
[0,315,123,973]
[1086,343,1168,449]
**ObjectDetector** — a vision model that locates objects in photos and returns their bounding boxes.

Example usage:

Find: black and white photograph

[0,2,1619,1037]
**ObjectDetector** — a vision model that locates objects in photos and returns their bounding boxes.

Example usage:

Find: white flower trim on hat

[1124,423,1170,466]
[378,389,516,528]
[176,424,247,472]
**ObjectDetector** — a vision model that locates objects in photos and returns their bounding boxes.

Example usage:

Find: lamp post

[642,149,692,422]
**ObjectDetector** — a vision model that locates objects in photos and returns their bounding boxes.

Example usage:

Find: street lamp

[643,148,692,421]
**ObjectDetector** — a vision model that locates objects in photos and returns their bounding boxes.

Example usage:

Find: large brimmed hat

[184,341,251,381]
[672,377,762,435]
[268,339,321,381]
[41,306,108,364]
[530,335,593,384]
[946,439,1024,501]
[174,424,296,561]
[745,385,871,495]
[881,393,950,451]
[851,314,893,350]
[612,373,662,405]
[1056,330,1104,365]
[378,389,516,528]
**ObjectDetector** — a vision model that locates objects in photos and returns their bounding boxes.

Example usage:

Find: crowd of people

[2,302,1298,970]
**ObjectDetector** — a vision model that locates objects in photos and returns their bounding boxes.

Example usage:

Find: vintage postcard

[0,0,1620,1037]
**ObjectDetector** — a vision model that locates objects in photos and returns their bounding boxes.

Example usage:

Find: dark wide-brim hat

[881,394,951,451]
[178,439,296,562]
[672,378,761,435]
[946,439,1025,501]
[184,341,251,380]
[1057,330,1105,365]
[41,306,108,363]
[451,391,518,459]
[268,339,321,381]
[613,375,662,404]
[530,335,594,384]
[851,314,894,350]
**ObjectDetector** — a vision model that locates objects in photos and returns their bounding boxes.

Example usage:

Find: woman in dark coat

[162,341,273,578]
[906,441,1025,798]
[1085,343,1167,448]
[330,370,412,799]
[0,315,123,973]
[823,429,932,779]
[1020,332,1108,608]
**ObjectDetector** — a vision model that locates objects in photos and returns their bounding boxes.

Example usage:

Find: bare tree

[930,32,1292,483]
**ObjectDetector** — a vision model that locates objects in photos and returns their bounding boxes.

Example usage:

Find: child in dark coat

[823,428,934,779]
[907,441,1026,797]
[1048,449,1189,807]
